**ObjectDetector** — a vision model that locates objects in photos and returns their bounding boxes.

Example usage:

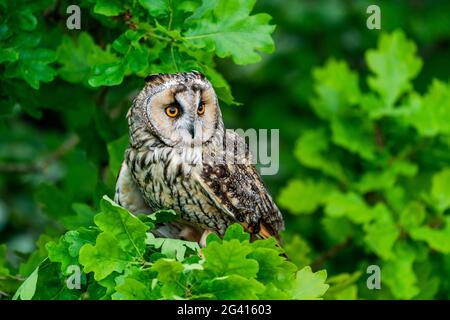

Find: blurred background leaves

[1,0,449,299]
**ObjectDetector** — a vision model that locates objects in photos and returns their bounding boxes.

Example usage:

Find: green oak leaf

[366,30,422,107]
[96,272,120,299]
[311,58,360,120]
[292,266,329,300]
[127,45,151,74]
[4,47,56,89]
[324,272,361,300]
[151,259,186,298]
[140,0,196,26]
[88,60,126,87]
[201,64,236,105]
[278,179,335,215]
[79,232,132,281]
[399,202,427,230]
[12,266,39,300]
[46,239,73,275]
[414,261,440,300]
[223,223,250,242]
[0,48,19,63]
[363,204,399,260]
[57,33,117,84]
[402,80,450,137]
[15,9,38,31]
[145,209,178,223]
[356,160,418,193]
[248,247,296,291]
[430,169,450,213]
[330,117,376,161]
[409,217,450,254]
[138,0,170,17]
[294,129,346,183]
[113,277,154,300]
[46,228,98,274]
[112,267,157,300]
[94,0,123,16]
[94,196,149,257]
[321,216,355,243]
[111,30,153,75]
[202,239,259,278]
[282,235,312,269]
[185,0,275,64]
[324,192,373,224]
[383,243,419,299]
[146,233,200,261]
[197,275,265,299]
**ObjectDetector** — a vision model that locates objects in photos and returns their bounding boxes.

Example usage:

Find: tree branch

[0,134,80,173]
[374,123,384,151]
[310,237,352,271]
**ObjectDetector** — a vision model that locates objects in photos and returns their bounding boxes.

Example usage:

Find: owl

[114,71,284,244]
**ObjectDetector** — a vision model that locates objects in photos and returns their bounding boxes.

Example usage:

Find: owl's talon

[179,225,201,242]
[200,230,213,248]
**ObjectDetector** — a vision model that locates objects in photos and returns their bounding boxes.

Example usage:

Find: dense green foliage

[278,30,450,300]
[12,197,328,300]
[1,0,449,300]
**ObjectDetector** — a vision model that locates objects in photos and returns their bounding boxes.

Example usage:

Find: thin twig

[146,32,172,42]
[167,0,173,31]
[0,134,80,173]
[374,123,384,151]
[171,44,179,72]
[310,237,352,271]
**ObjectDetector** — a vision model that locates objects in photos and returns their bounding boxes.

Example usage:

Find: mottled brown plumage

[115,71,284,241]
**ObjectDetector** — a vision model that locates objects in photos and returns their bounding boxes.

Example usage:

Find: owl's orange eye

[198,102,206,115]
[165,105,180,118]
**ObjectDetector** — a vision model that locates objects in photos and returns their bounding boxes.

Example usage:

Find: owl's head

[130,71,222,148]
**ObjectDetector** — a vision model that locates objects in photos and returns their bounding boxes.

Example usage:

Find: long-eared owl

[115,71,284,243]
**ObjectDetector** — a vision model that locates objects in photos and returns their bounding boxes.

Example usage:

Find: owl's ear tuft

[191,70,206,79]
[145,73,163,83]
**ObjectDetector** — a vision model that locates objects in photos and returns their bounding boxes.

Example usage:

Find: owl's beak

[187,123,196,139]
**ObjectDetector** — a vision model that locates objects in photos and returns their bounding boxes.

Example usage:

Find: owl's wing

[115,161,153,214]
[115,161,201,241]
[194,131,285,240]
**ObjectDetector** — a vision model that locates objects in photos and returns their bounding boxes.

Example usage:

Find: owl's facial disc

[146,81,219,147]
